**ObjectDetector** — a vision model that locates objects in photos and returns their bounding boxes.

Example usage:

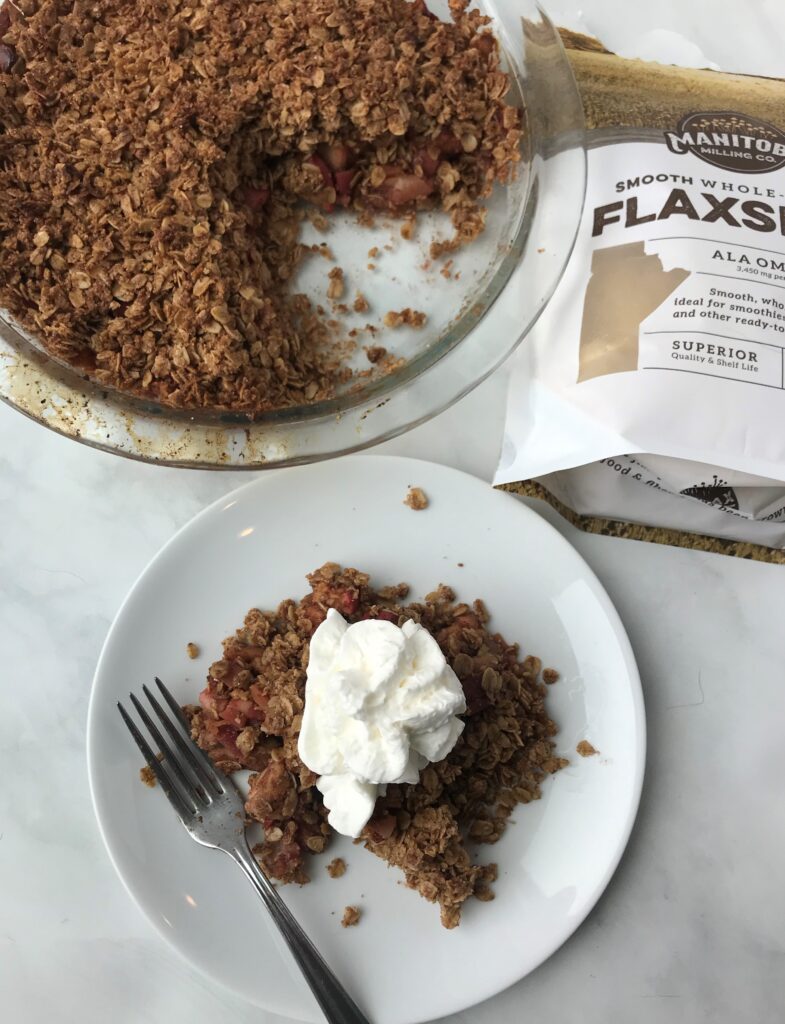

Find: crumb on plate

[577,740,599,757]
[140,765,156,788]
[186,642,200,660]
[404,486,429,510]
[542,668,560,684]
[342,905,361,928]
[327,857,347,879]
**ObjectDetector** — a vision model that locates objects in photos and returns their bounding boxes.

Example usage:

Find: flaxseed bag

[495,32,785,559]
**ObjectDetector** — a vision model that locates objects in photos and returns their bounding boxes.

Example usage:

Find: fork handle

[232,840,372,1024]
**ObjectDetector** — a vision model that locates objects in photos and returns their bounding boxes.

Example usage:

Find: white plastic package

[496,104,785,552]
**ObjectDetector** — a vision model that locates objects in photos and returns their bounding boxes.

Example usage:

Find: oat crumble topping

[576,740,598,757]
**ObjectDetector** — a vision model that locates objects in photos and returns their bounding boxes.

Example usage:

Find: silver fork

[118,677,371,1024]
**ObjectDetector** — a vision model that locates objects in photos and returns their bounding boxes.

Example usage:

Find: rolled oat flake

[496,31,785,560]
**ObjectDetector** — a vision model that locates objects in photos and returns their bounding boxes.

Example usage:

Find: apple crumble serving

[0,0,522,413]
[185,563,566,928]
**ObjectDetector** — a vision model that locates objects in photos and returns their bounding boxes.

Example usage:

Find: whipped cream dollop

[298,609,466,837]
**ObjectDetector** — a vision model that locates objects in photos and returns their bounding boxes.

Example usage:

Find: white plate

[87,456,645,1024]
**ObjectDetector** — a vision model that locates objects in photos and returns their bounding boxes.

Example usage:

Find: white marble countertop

[2,3,785,1023]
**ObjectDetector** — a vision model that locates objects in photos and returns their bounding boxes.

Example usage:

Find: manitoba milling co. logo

[664,111,785,174]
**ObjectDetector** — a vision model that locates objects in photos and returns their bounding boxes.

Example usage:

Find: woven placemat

[500,480,785,564]
[559,28,785,132]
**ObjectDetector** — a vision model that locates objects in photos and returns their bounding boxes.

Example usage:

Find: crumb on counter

[327,267,345,300]
[140,765,156,788]
[341,905,361,928]
[577,740,599,757]
[353,293,370,314]
[542,668,560,684]
[327,857,347,879]
[186,642,200,660]
[404,486,429,510]
[384,308,427,329]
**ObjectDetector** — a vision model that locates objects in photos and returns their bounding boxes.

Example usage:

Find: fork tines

[118,677,225,820]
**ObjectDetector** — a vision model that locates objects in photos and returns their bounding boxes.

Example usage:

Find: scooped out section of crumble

[185,563,566,928]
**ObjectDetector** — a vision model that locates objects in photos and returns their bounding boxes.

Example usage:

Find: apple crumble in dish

[0,0,522,413]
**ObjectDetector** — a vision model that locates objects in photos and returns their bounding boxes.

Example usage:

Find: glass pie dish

[0,0,586,468]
